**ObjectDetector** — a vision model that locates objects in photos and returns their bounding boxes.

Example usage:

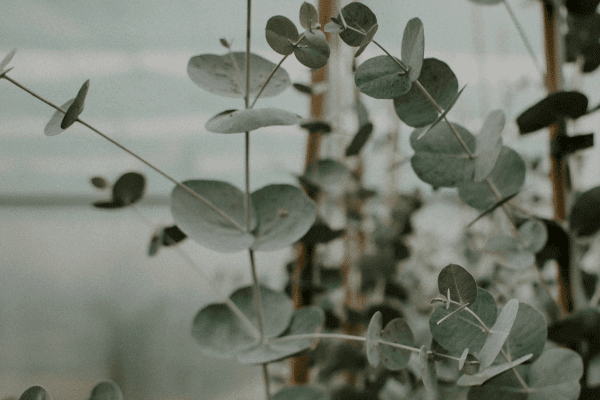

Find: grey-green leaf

[458,146,526,210]
[401,18,425,82]
[20,386,51,400]
[294,29,330,69]
[44,99,75,136]
[380,318,415,370]
[430,288,497,355]
[338,2,377,46]
[474,109,505,182]
[355,23,378,58]
[527,348,583,400]
[170,180,256,253]
[519,219,548,253]
[250,184,317,251]
[501,302,547,362]
[394,58,459,127]
[485,235,535,270]
[419,346,438,394]
[0,48,17,72]
[324,21,344,33]
[205,108,300,133]
[366,311,383,367]
[457,353,532,386]
[61,79,89,129]
[266,16,300,56]
[299,2,319,31]
[438,264,478,305]
[272,385,330,400]
[354,55,411,99]
[89,381,124,400]
[187,52,291,98]
[477,299,519,370]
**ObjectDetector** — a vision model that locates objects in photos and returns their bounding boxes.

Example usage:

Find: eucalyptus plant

[2,0,598,399]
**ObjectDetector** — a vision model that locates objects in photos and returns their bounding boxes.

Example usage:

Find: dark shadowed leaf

[94,172,146,209]
[148,229,162,257]
[272,385,330,400]
[419,346,438,394]
[474,109,505,182]
[299,219,346,246]
[61,79,89,129]
[354,55,411,99]
[366,311,383,367]
[44,99,75,136]
[430,288,497,355]
[162,225,187,246]
[458,146,526,210]
[438,264,478,305]
[569,186,600,237]
[187,52,290,98]
[293,82,313,94]
[300,120,332,134]
[294,29,330,69]
[345,123,374,156]
[380,318,415,370]
[299,2,320,30]
[170,180,256,253]
[401,18,425,82]
[477,299,519,370]
[566,0,600,16]
[517,91,589,134]
[90,176,109,189]
[354,24,378,58]
[205,108,300,133]
[236,306,324,364]
[266,16,300,55]
[338,2,377,46]
[394,58,459,127]
[19,386,51,400]
[251,184,317,251]
[88,381,124,400]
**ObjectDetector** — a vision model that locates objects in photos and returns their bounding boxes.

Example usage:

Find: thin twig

[249,53,290,109]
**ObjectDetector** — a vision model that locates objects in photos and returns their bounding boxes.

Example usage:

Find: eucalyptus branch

[0,74,247,233]
[249,53,290,109]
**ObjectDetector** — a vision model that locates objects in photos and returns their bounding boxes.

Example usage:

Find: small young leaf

[345,123,373,156]
[188,52,291,98]
[379,318,415,370]
[94,172,146,209]
[205,108,300,133]
[299,2,319,31]
[401,18,425,82]
[293,82,313,95]
[265,16,300,56]
[569,186,600,237]
[394,58,459,127]
[354,55,411,99]
[162,225,187,246]
[0,48,17,72]
[419,346,438,394]
[19,386,51,400]
[250,184,317,251]
[519,219,548,253]
[219,38,231,48]
[477,299,519,370]
[61,79,90,129]
[354,23,378,58]
[90,176,109,189]
[366,311,383,367]
[338,2,378,46]
[438,264,478,305]
[44,99,75,136]
[457,353,532,386]
[89,381,124,400]
[474,109,505,182]
[294,29,330,69]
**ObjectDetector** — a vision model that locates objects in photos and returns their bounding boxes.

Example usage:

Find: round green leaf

[420,346,438,394]
[410,123,477,187]
[299,2,319,31]
[366,311,383,367]
[569,186,600,237]
[294,29,330,69]
[272,385,330,400]
[477,299,519,370]
[501,302,547,362]
[89,381,124,400]
[192,285,293,359]
[61,79,89,129]
[266,16,300,56]
[438,264,478,305]
[236,306,324,364]
[379,318,415,370]
[94,172,146,209]
[460,353,532,388]
[170,180,256,253]
[519,219,548,253]
[187,52,291,98]
[474,109,505,182]
[44,99,75,136]
[528,348,583,400]
[458,146,526,210]
[485,236,535,270]
[430,288,497,356]
[394,58,459,127]
[20,386,51,400]
[250,184,317,251]
[205,108,300,133]
[354,23,378,58]
[338,2,377,46]
[354,55,411,99]
[401,18,425,82]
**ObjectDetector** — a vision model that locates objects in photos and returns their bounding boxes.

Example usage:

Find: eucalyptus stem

[262,364,271,400]
[249,53,290,109]
[0,74,247,233]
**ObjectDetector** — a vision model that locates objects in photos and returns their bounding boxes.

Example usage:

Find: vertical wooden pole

[543,1,571,312]
[290,0,334,385]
